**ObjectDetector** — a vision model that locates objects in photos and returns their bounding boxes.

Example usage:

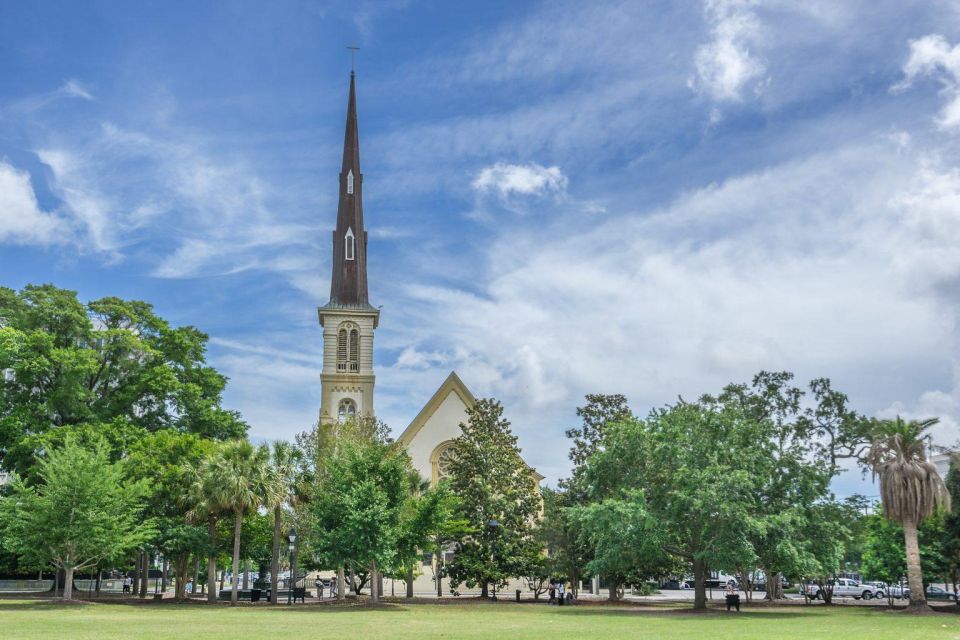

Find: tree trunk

[693,558,707,610]
[903,517,930,612]
[243,558,250,590]
[131,556,139,599]
[436,552,443,598]
[370,562,379,604]
[480,581,489,598]
[230,511,243,605]
[160,557,169,593]
[766,572,783,601]
[207,515,219,603]
[139,552,149,598]
[572,569,579,599]
[406,564,414,598]
[192,556,200,597]
[219,569,226,592]
[607,580,620,601]
[271,505,281,604]
[337,566,345,602]
[63,566,74,601]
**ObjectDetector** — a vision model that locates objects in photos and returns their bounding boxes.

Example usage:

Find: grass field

[1,599,959,639]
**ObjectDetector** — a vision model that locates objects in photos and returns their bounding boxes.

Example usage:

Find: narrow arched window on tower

[337,329,348,372]
[347,169,354,195]
[349,329,359,372]
[345,227,355,261]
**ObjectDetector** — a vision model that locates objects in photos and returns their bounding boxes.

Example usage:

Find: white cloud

[59,80,93,102]
[690,0,767,102]
[385,138,960,478]
[472,162,567,199]
[894,34,960,130]
[0,161,67,245]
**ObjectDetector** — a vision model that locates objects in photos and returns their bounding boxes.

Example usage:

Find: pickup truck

[805,578,882,600]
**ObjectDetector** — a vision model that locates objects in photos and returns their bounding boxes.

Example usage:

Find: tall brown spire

[327,71,371,309]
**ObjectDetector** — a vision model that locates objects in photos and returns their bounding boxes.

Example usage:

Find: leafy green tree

[862,513,907,602]
[556,395,632,599]
[420,484,471,598]
[868,417,950,612]
[569,489,670,592]
[312,432,416,603]
[0,437,153,599]
[540,487,590,597]
[126,430,215,598]
[586,401,767,609]
[0,284,246,481]
[446,399,542,598]
[943,457,960,595]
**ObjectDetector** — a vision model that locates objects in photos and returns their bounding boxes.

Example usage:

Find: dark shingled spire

[327,71,371,309]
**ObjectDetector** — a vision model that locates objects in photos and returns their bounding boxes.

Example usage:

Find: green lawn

[1,599,958,639]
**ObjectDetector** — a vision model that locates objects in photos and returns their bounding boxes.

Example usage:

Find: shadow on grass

[550,606,827,620]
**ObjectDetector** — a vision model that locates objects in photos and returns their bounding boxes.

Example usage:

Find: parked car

[926,586,957,602]
[804,578,881,600]
[863,581,888,599]
[887,583,910,599]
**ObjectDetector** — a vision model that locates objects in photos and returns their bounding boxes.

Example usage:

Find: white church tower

[318,70,379,425]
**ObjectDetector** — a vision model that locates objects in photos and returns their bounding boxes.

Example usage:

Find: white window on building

[345,227,355,261]
[338,398,357,422]
[347,169,354,195]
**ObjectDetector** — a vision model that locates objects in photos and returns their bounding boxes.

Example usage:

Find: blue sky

[2,0,960,493]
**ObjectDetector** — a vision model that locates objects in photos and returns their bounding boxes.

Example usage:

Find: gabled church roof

[396,371,475,447]
[396,371,544,482]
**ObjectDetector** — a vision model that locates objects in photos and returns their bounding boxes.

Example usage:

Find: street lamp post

[487,520,500,601]
[287,527,297,605]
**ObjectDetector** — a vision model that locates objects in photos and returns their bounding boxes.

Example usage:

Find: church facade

[318,72,542,595]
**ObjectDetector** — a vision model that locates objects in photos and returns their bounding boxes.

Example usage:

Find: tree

[446,398,542,598]
[420,484,471,598]
[585,401,767,610]
[211,440,268,605]
[557,394,632,599]
[0,284,246,481]
[127,430,215,599]
[312,431,416,603]
[540,487,590,597]
[867,417,950,612]
[861,513,907,604]
[942,457,960,596]
[568,489,669,593]
[0,437,152,599]
[264,441,303,604]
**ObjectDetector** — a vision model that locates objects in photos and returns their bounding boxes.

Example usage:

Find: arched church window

[349,329,359,372]
[337,329,348,371]
[345,227,355,261]
[435,444,458,482]
[338,398,357,422]
[347,169,354,195]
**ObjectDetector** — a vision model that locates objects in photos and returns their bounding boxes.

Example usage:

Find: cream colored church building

[317,72,542,595]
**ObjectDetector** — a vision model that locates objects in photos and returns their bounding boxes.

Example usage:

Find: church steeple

[318,68,379,427]
[328,71,370,309]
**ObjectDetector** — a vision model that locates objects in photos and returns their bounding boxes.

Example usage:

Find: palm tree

[214,440,269,605]
[264,441,303,604]
[868,416,951,612]
[184,453,228,603]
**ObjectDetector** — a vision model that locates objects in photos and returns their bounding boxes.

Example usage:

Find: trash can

[251,589,261,603]
[516,589,521,602]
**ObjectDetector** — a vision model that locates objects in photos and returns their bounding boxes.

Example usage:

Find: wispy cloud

[893,34,960,130]
[689,0,767,103]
